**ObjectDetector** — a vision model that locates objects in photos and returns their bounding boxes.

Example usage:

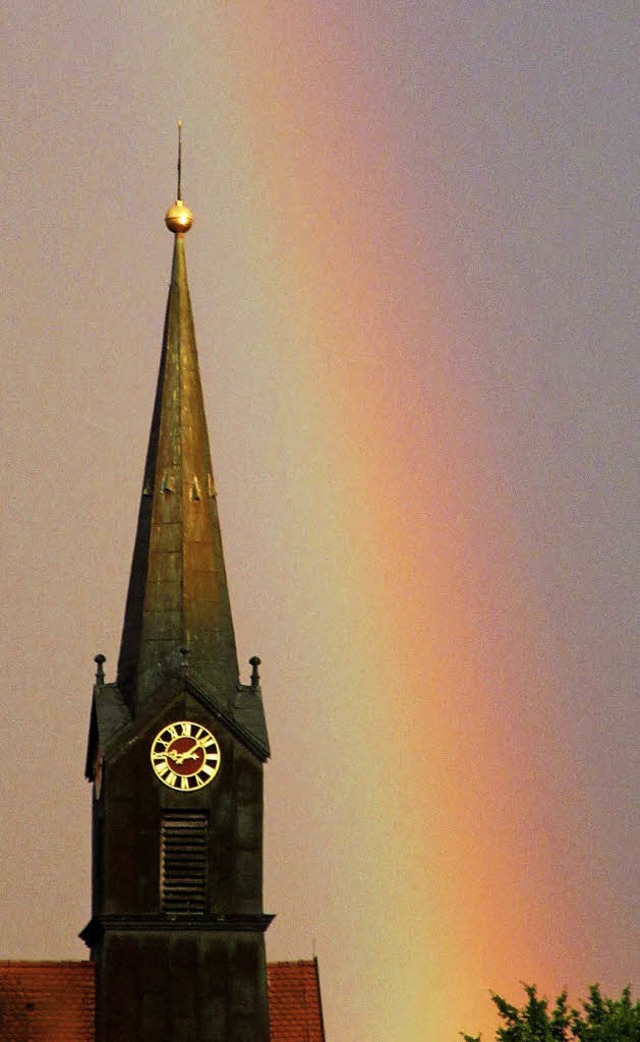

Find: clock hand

[167,747,193,765]
[167,738,207,765]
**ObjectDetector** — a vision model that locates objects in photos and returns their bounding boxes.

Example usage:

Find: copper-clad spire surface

[117,176,238,712]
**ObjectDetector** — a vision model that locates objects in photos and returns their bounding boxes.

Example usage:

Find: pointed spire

[117,131,238,711]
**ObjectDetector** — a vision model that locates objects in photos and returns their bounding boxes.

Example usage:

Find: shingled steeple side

[117,229,239,712]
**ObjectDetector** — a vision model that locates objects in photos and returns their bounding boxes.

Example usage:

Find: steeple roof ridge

[116,204,238,712]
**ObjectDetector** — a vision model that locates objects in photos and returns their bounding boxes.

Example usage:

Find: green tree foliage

[462,984,640,1042]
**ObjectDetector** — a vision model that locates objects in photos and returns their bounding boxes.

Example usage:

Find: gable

[88,673,269,781]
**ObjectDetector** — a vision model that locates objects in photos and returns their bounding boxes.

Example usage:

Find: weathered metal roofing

[84,681,131,780]
[116,231,239,714]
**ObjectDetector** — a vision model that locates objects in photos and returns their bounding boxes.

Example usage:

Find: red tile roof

[0,958,325,1042]
[268,959,326,1042]
[0,961,95,1042]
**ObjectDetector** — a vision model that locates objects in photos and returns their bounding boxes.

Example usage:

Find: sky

[1,3,638,1040]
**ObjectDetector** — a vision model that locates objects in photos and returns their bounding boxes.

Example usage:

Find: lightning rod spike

[177,119,183,201]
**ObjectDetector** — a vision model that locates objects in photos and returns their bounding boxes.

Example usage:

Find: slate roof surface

[0,958,325,1042]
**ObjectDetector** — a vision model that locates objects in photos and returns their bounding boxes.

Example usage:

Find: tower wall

[95,931,270,1042]
[92,693,264,919]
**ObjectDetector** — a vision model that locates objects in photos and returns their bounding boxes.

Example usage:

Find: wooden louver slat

[161,812,209,912]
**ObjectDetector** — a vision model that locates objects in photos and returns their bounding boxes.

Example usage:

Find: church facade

[0,158,325,1042]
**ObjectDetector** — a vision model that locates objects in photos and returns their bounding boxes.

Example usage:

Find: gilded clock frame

[150,720,221,791]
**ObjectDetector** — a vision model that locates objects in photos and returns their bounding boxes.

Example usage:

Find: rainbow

[154,7,622,1040]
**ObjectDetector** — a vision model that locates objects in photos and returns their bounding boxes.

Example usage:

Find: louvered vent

[161,812,209,913]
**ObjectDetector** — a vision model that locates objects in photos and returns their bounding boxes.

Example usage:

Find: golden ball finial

[165,199,194,234]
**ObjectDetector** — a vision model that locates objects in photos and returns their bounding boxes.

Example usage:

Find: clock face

[150,720,221,791]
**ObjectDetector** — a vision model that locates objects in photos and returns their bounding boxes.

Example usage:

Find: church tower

[81,132,272,1042]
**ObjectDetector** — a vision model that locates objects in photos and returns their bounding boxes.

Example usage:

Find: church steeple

[83,131,272,1042]
[117,138,238,712]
